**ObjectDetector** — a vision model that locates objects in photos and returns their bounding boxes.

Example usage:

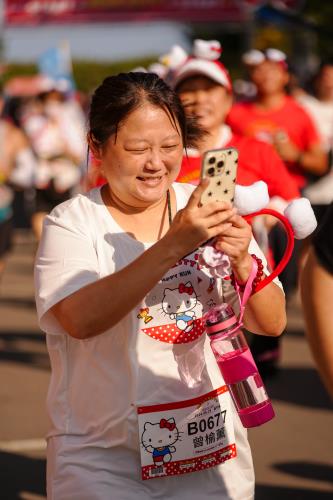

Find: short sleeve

[34,212,99,335]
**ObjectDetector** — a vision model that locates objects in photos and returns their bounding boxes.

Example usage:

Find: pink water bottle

[205,303,275,428]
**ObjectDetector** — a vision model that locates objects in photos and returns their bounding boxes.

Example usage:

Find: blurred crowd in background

[0,0,333,386]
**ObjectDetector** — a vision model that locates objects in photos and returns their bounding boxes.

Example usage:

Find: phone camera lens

[207,167,215,176]
[208,157,216,164]
[217,161,224,168]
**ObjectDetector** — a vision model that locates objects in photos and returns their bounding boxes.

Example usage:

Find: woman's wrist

[231,254,253,283]
[157,232,186,266]
[231,254,265,294]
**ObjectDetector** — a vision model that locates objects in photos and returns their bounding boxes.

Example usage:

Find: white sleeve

[34,213,99,335]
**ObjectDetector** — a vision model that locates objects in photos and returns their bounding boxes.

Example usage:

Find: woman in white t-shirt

[34,72,286,500]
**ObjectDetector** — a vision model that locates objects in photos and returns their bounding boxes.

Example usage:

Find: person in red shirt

[170,40,300,376]
[171,40,300,202]
[227,48,328,190]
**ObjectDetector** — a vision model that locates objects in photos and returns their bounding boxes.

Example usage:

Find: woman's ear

[87,132,102,161]
[221,91,233,122]
[225,92,233,114]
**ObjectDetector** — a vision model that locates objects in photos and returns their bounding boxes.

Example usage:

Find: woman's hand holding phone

[214,214,253,282]
[165,179,236,258]
[199,146,253,280]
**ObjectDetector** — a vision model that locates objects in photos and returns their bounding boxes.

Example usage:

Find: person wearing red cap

[227,48,328,190]
[171,40,300,203]
[171,41,300,376]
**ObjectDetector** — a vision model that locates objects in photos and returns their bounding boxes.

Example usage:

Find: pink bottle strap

[234,256,258,327]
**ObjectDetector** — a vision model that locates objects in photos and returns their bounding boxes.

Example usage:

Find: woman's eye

[163,144,179,150]
[126,148,147,153]
[182,100,194,107]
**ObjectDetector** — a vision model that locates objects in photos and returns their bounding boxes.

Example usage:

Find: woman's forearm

[299,149,328,176]
[243,282,286,336]
[52,233,181,339]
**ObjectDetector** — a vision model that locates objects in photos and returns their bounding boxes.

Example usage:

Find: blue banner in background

[38,41,75,92]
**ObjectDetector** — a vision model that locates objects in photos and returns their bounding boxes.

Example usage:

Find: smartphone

[200,147,238,205]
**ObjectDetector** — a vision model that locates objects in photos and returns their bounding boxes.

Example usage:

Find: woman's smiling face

[95,102,184,207]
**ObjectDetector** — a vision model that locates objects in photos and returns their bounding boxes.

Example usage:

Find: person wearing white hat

[227,48,328,191]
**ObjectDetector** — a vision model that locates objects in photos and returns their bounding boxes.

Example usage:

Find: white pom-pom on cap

[147,63,168,79]
[284,198,317,239]
[234,181,270,215]
[159,45,188,70]
[193,39,222,61]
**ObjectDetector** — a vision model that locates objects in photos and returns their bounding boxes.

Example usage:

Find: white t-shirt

[297,94,333,204]
[35,183,279,500]
[297,94,333,151]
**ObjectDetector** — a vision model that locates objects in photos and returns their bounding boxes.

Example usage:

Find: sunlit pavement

[0,231,332,500]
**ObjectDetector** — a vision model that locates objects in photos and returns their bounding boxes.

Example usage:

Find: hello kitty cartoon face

[141,418,179,464]
[161,282,198,333]
[162,281,197,318]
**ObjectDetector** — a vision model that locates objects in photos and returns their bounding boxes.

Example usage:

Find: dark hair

[88,72,204,149]
[318,56,333,73]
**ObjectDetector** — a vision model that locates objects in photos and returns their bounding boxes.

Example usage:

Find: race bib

[138,386,236,480]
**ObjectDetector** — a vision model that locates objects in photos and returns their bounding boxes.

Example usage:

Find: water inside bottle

[227,374,269,410]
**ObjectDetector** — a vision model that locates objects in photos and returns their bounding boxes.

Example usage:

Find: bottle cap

[205,303,238,336]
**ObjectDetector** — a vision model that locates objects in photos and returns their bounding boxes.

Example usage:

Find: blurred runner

[21,81,86,239]
[226,48,328,373]
[0,86,36,281]
[297,58,333,219]
[227,48,328,191]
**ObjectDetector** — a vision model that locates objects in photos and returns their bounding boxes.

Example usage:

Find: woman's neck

[102,184,167,216]
[102,184,174,242]
[255,92,286,111]
[197,126,224,155]
[317,91,333,103]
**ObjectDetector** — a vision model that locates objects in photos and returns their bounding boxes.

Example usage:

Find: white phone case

[200,147,238,205]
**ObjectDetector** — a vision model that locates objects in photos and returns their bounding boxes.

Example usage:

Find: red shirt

[178,133,300,200]
[227,96,321,188]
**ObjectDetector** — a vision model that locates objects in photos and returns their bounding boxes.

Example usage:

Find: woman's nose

[194,89,208,104]
[145,149,164,170]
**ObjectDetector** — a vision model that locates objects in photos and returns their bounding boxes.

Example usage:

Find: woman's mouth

[137,176,164,186]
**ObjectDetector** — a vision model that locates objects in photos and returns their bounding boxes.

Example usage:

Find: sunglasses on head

[242,48,287,68]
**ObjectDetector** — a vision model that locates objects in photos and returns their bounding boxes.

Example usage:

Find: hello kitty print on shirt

[162,281,197,333]
[138,251,223,344]
[141,417,180,466]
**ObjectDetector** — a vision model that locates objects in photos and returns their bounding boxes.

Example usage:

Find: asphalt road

[0,231,332,500]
